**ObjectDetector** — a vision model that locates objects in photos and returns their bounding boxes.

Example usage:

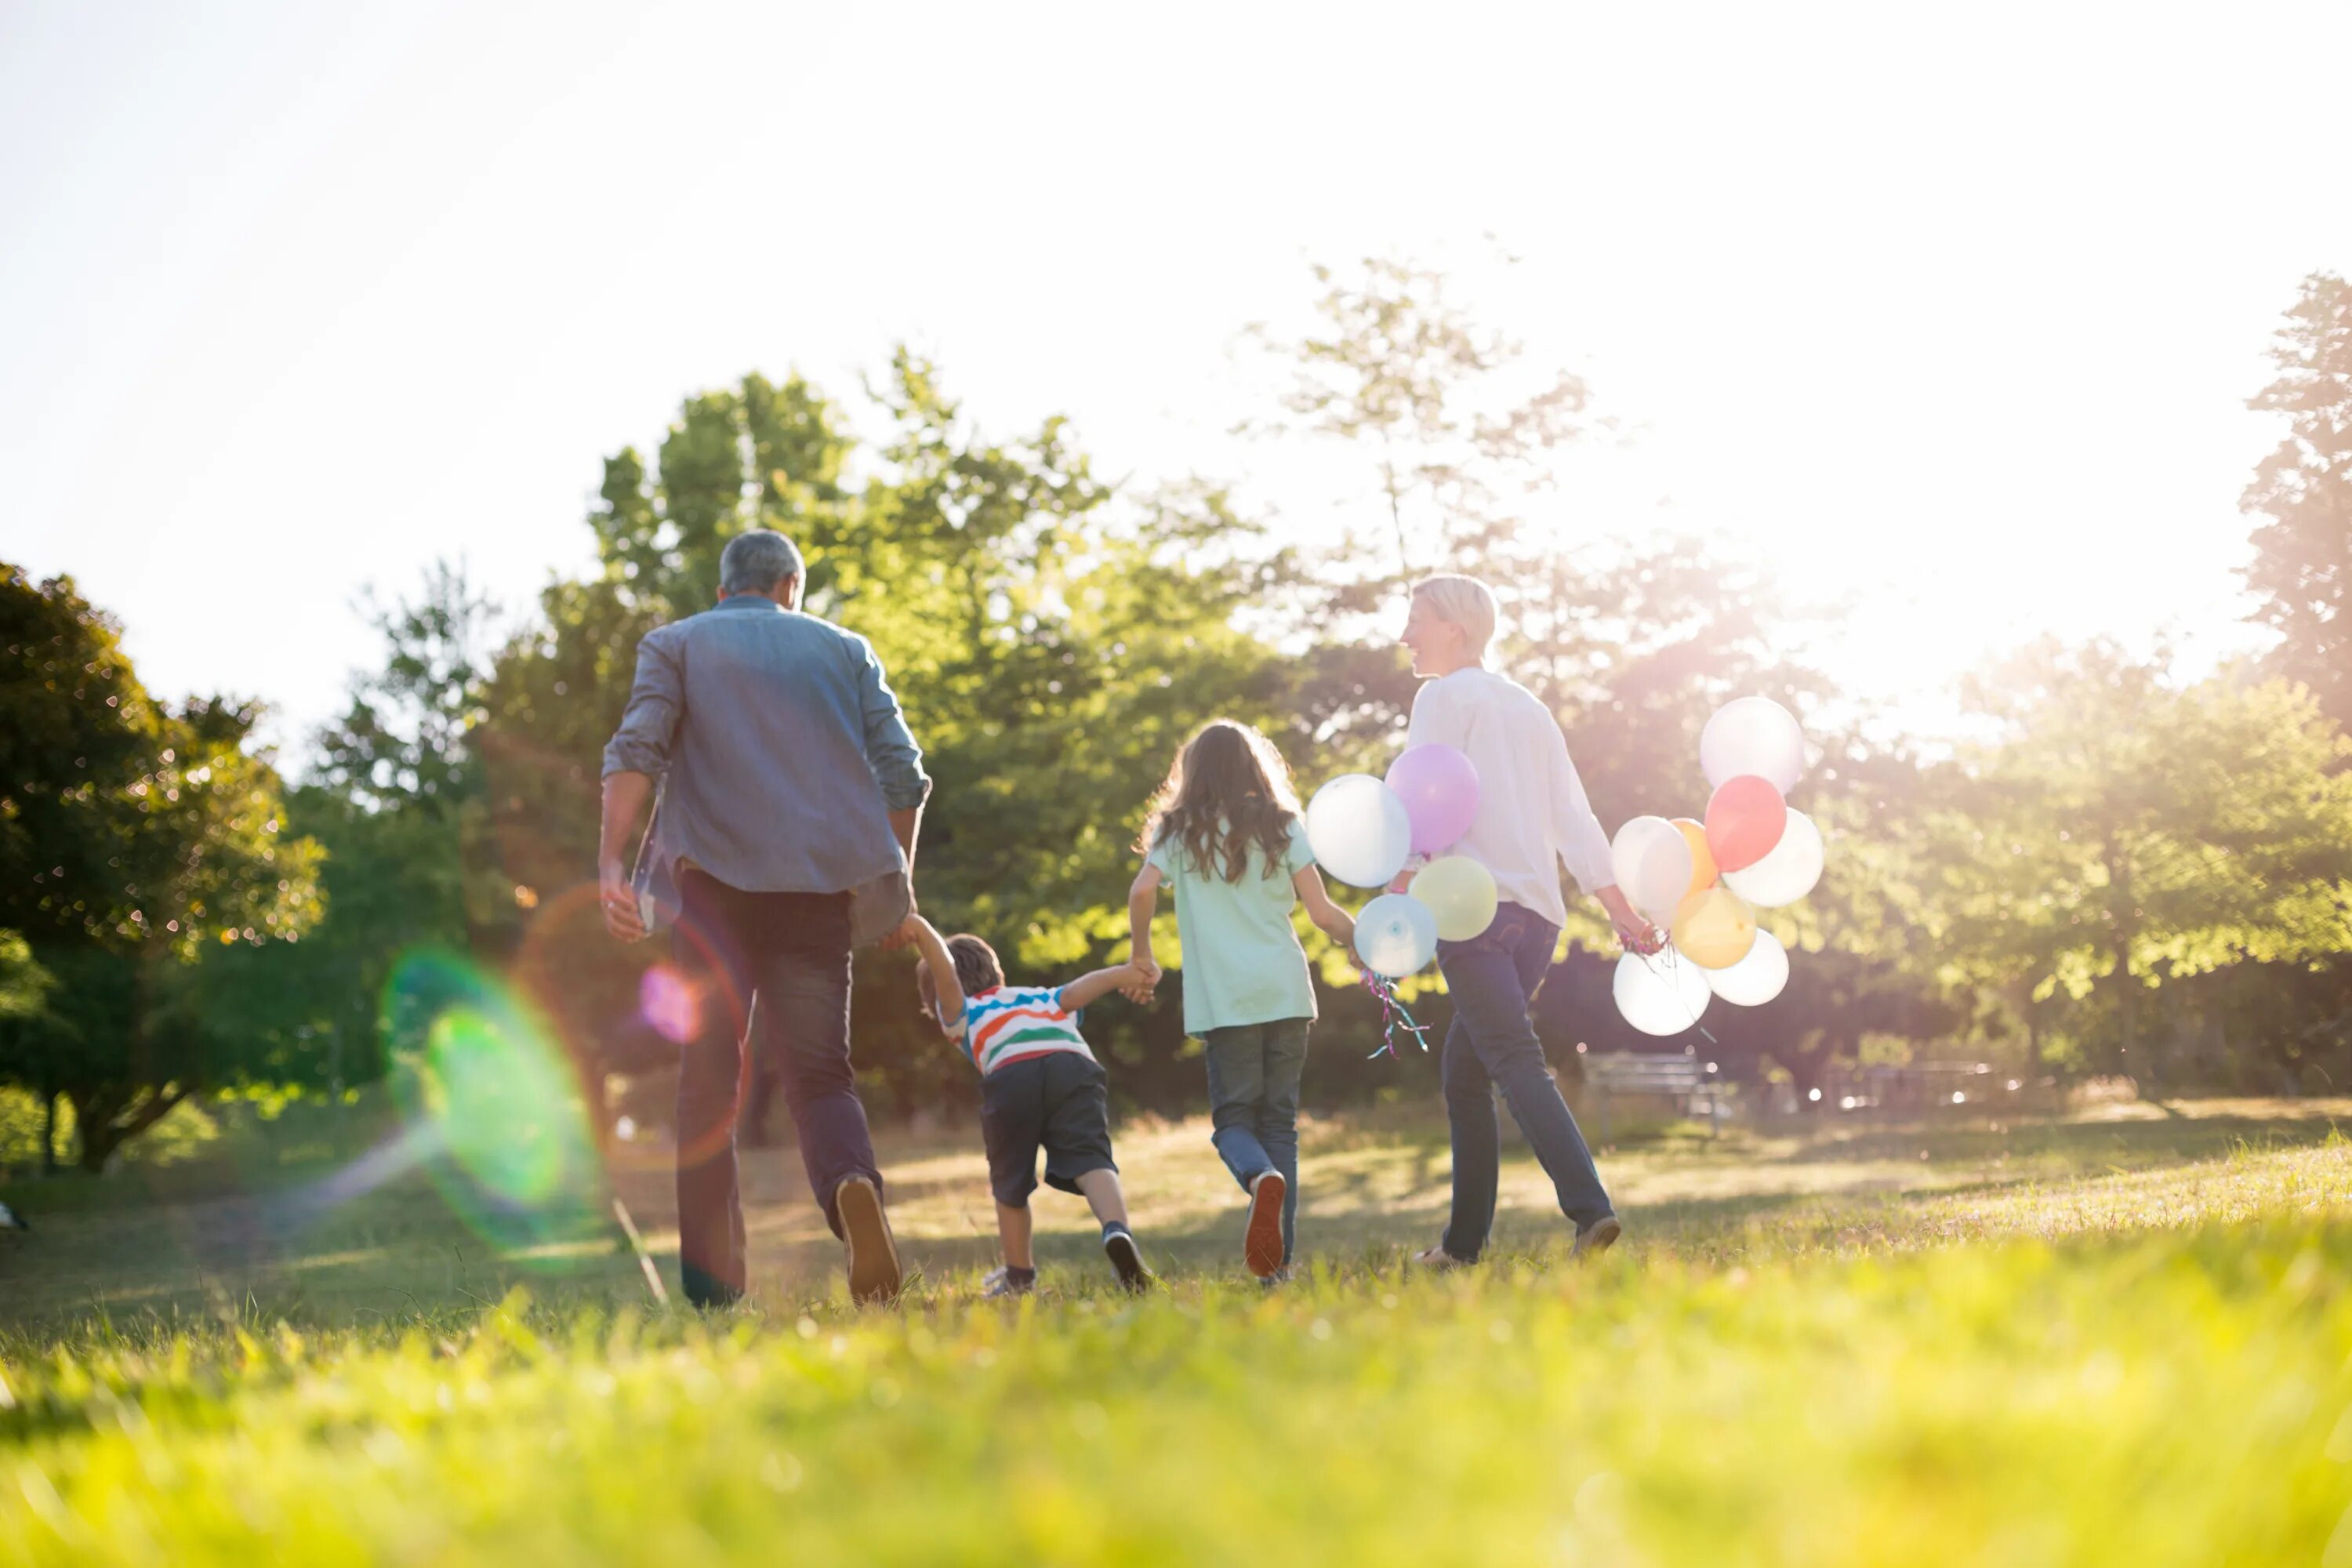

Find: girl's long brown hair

[1136,720,1303,884]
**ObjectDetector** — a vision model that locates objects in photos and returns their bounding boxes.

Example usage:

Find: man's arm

[1059,962,1146,1014]
[598,772,655,940]
[597,631,684,942]
[857,637,932,951]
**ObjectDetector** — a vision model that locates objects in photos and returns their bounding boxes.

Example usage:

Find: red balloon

[1705,775,1788,873]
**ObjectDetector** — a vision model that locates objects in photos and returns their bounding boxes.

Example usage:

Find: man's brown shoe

[837,1176,902,1305]
[1411,1243,1472,1272]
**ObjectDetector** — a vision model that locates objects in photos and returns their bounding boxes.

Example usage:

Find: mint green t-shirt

[1145,817,1320,1037]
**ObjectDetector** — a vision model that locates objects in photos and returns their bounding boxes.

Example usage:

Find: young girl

[1127,720,1355,1279]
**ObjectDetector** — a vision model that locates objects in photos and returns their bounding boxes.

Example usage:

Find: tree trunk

[66,1084,189,1174]
[40,1089,57,1176]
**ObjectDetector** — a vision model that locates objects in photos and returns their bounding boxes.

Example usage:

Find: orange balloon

[1671,817,1717,896]
[1671,886,1758,971]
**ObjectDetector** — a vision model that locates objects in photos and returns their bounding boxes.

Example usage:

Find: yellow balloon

[1410,855,1499,942]
[1671,886,1756,970]
[1671,817,1718,898]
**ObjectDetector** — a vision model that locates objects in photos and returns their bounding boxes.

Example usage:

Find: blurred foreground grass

[2,1106,2349,1564]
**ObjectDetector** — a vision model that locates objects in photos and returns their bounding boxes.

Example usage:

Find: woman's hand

[1615,917,1666,957]
[1596,884,1664,956]
[1120,956,1161,1005]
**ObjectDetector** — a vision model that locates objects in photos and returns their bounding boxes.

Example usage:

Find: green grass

[3,1101,2350,1563]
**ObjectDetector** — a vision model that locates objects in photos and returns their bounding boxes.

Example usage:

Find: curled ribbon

[1361,971,1432,1060]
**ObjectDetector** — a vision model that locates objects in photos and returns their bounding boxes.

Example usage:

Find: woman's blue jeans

[1436,902,1613,1261]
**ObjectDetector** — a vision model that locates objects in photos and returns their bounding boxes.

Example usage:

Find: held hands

[598,859,646,942]
[1120,956,1161,1006]
[880,910,924,953]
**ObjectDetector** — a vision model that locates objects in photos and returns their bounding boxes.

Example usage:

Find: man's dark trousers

[672,868,882,1306]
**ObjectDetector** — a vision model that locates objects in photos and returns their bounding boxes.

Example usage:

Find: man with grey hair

[600,528,930,1308]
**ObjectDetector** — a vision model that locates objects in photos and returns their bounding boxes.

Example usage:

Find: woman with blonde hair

[1396,574,1663,1269]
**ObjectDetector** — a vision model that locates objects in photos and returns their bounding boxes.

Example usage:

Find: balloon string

[1636,948,1722,1050]
[1361,971,1432,1060]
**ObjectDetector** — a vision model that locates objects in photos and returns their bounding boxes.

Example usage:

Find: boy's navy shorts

[979,1051,1116,1207]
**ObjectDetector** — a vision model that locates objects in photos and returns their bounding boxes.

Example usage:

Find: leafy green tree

[0,566,322,1169]
[234,564,509,1109]
[1244,253,1601,579]
[1917,640,2352,1090]
[2242,271,2352,728]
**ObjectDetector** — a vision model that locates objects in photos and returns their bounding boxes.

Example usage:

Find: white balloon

[1610,815,1695,925]
[1722,810,1824,909]
[1612,949,1714,1037]
[1305,775,1414,889]
[1354,893,1439,978]
[1701,696,1806,794]
[1707,928,1789,1007]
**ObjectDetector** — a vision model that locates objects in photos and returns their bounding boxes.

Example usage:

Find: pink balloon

[1705,775,1788,873]
[1385,744,1481,855]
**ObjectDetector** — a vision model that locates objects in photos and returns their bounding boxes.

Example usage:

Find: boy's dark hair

[945,934,1004,996]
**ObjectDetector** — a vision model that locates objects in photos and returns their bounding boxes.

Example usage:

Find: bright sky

[5,2,2346,759]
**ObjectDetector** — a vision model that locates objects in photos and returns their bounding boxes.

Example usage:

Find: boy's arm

[906,916,967,1033]
[1058,962,1144,1014]
[1294,864,1357,952]
[1126,863,1164,985]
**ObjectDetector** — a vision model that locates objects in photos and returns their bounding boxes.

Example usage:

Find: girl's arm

[1294,864,1356,952]
[1126,863,1164,986]
[1059,962,1147,1014]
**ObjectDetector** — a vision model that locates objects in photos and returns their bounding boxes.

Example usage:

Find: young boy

[907,916,1153,1298]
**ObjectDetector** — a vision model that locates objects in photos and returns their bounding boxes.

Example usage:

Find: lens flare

[383,949,604,1261]
[639,964,699,1044]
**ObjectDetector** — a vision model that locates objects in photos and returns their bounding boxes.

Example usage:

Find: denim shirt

[601,596,931,946]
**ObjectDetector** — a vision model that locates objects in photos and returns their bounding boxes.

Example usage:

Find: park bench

[1581,1050,1724,1141]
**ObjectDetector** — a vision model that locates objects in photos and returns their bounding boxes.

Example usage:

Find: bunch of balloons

[1607,696,1825,1036]
[1305,743,1497,980]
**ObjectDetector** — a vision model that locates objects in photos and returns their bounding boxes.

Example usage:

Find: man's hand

[880,910,924,953]
[599,858,646,942]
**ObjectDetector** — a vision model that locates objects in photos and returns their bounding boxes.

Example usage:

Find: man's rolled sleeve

[601,630,684,779]
[854,637,931,810]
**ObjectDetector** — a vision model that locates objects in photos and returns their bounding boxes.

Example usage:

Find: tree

[2242,271,2352,728]
[1918,640,2352,1089]
[1244,253,1602,580]
[0,566,323,1169]
[476,359,1316,1122]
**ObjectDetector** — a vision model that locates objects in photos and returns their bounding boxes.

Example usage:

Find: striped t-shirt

[958,985,1096,1075]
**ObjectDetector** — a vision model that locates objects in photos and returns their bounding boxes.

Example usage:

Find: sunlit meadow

[4,1101,2349,1566]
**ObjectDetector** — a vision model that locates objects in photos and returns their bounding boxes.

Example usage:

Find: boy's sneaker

[835,1176,902,1305]
[1571,1214,1623,1263]
[1243,1170,1287,1279]
[981,1266,1035,1300]
[1102,1226,1153,1293]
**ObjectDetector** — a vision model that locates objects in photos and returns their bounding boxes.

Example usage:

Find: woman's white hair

[1411,574,1500,659]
